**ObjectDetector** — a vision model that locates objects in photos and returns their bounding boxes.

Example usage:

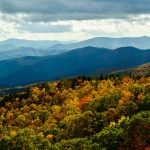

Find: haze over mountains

[0,36,150,87]
[0,46,149,87]
[0,36,150,61]
[55,36,150,51]
[0,39,60,49]
[0,39,76,60]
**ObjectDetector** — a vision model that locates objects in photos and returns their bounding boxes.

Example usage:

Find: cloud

[0,0,150,41]
[17,22,72,33]
[0,0,150,21]
[0,18,150,41]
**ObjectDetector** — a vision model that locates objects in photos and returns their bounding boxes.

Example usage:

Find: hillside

[0,46,150,87]
[110,63,150,76]
[0,76,149,149]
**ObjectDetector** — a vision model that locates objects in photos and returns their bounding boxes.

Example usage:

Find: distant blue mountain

[0,39,60,49]
[46,36,150,52]
[0,46,149,87]
[0,44,16,52]
[0,39,77,60]
[0,36,150,61]
[0,47,59,61]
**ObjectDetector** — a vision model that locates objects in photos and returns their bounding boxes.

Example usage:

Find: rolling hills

[49,36,150,52]
[0,46,149,87]
[0,36,150,61]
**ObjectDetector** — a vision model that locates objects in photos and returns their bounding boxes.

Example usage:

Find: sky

[0,0,150,41]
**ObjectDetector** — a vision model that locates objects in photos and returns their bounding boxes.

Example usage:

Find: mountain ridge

[0,36,150,61]
[0,46,149,87]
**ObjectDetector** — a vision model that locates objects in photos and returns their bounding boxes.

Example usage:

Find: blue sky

[0,0,150,41]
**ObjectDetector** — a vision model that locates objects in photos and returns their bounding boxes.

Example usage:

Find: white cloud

[0,13,150,41]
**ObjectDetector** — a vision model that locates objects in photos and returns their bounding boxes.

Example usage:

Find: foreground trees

[0,76,150,149]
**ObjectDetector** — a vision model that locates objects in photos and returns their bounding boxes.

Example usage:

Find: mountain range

[0,46,149,87]
[0,36,150,61]
[0,39,61,49]
[50,36,150,51]
[0,39,72,61]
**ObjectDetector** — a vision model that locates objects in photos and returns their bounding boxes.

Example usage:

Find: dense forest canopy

[0,76,150,149]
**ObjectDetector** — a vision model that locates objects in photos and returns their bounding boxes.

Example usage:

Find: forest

[0,76,150,150]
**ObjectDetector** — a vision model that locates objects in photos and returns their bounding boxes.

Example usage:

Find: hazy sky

[0,0,150,41]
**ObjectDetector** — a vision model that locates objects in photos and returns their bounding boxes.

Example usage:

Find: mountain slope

[110,63,150,76]
[0,47,149,87]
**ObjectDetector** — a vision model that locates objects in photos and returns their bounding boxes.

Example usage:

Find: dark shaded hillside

[0,46,149,87]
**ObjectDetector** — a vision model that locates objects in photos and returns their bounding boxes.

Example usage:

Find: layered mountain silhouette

[0,46,149,87]
[49,36,150,52]
[0,39,61,49]
[0,36,150,61]
[0,39,71,61]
